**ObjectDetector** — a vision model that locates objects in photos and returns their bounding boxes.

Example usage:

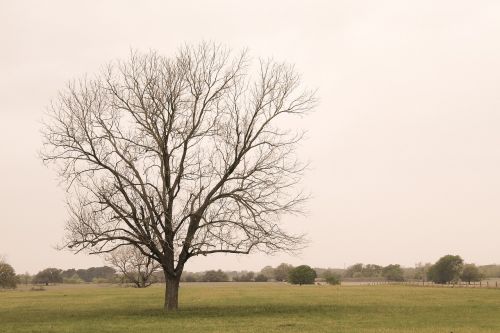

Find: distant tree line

[180,263,296,283]
[341,263,405,281]
[2,255,499,289]
[426,255,485,284]
[180,264,335,285]
[339,255,487,285]
[10,266,117,287]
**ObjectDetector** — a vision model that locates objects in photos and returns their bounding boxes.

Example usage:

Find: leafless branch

[41,42,316,285]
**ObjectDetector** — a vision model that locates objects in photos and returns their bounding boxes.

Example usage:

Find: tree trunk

[164,275,180,311]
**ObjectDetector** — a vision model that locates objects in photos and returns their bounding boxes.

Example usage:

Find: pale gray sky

[1,0,499,274]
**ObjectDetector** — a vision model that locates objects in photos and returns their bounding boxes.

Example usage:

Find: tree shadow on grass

[0,301,485,329]
[1,303,351,324]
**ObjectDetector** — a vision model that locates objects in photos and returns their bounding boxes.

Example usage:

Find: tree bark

[164,274,180,312]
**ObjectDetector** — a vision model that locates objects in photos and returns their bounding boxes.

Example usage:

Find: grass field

[1,282,499,333]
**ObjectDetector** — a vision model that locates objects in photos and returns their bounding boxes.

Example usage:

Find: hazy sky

[1,0,499,274]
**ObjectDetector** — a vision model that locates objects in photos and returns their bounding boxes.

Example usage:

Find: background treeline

[16,266,117,286]
[180,260,500,283]
[3,256,500,289]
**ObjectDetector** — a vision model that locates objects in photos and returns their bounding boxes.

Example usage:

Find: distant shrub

[254,274,268,282]
[63,274,84,284]
[382,264,405,282]
[274,263,294,282]
[201,270,229,282]
[92,277,110,284]
[184,274,198,282]
[260,266,275,280]
[233,272,254,282]
[478,264,500,278]
[33,268,63,286]
[17,273,32,285]
[427,255,463,284]
[461,264,483,283]
[288,265,316,285]
[0,261,17,289]
[325,274,341,285]
[345,263,383,278]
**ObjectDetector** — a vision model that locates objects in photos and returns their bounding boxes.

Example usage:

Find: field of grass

[1,282,499,333]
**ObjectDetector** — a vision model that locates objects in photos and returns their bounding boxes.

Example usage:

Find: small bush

[184,274,198,282]
[254,274,268,282]
[63,274,84,284]
[201,270,229,282]
[382,264,405,282]
[233,272,254,282]
[325,274,341,285]
[92,277,110,284]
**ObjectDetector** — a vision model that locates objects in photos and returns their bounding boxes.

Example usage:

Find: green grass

[1,283,499,332]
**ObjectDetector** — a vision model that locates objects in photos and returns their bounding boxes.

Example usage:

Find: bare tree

[105,245,160,288]
[41,42,316,311]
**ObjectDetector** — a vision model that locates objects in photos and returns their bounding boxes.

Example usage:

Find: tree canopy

[0,260,17,289]
[202,270,229,282]
[274,263,294,282]
[461,264,483,283]
[33,268,63,285]
[41,42,315,311]
[324,272,341,285]
[288,265,316,285]
[382,264,404,282]
[105,246,160,288]
[344,263,383,278]
[427,255,464,284]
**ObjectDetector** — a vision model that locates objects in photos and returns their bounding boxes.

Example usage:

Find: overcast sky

[1,0,499,274]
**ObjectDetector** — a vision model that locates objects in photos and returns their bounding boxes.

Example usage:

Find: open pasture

[1,283,499,333]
